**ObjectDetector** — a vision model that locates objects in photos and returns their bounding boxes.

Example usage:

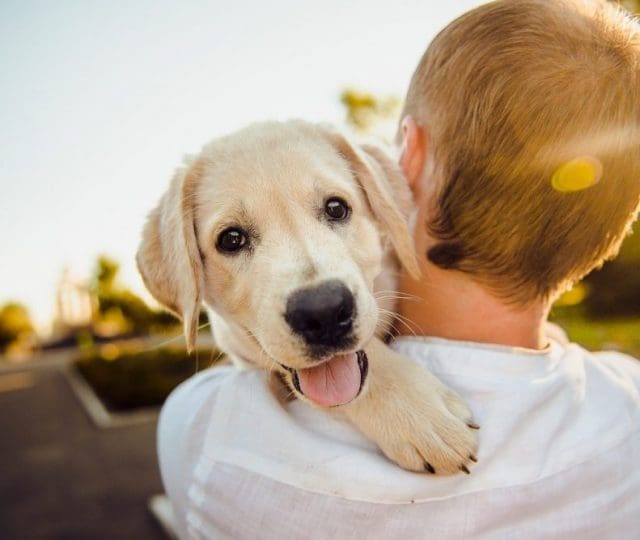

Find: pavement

[0,359,167,540]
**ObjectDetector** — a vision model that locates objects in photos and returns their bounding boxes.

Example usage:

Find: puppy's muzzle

[284,280,356,350]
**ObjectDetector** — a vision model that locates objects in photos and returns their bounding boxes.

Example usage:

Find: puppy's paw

[343,342,479,475]
[375,382,479,475]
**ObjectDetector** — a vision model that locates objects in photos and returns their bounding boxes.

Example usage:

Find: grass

[550,310,640,358]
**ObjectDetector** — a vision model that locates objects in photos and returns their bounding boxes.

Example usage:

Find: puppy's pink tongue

[297,353,361,407]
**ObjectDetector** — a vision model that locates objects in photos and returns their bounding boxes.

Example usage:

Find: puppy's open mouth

[282,350,368,408]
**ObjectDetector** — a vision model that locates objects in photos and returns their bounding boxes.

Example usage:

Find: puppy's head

[137,121,419,406]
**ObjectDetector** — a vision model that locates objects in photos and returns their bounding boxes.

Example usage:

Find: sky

[0,0,483,331]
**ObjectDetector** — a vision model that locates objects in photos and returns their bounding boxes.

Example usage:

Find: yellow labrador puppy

[137,120,478,474]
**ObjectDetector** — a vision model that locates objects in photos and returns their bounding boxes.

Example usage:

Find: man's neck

[396,264,549,350]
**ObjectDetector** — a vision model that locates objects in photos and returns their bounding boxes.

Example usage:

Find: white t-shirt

[158,337,640,539]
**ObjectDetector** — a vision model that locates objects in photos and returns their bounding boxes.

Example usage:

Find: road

[0,359,166,539]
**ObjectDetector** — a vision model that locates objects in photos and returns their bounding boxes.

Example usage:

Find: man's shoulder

[579,346,640,405]
[158,339,640,497]
[159,364,272,457]
[588,346,640,378]
[157,364,276,529]
[391,334,640,389]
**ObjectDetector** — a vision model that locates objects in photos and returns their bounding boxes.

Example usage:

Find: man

[158,1,640,537]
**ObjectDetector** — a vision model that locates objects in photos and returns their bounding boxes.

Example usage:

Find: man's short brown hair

[402,0,640,302]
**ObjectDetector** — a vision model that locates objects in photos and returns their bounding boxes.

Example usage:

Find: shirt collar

[392,335,562,380]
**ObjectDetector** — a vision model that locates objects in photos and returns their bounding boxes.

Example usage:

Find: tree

[340,88,401,140]
[0,302,35,353]
[96,256,118,292]
[92,255,179,336]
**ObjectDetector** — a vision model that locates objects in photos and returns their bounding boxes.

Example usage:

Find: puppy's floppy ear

[325,130,421,279]
[136,160,205,352]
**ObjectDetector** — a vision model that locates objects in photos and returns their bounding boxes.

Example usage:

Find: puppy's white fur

[138,120,477,474]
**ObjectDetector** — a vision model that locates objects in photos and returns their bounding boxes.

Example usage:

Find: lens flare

[551,156,602,193]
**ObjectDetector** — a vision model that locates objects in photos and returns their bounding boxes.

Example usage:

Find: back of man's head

[402,0,640,303]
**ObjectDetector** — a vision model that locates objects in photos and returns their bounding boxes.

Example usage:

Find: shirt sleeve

[157,366,237,538]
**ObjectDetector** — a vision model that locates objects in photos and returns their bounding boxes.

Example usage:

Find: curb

[148,494,178,540]
[62,365,160,429]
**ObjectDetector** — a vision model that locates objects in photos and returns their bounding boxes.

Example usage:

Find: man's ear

[398,115,427,195]
[136,160,205,352]
[324,129,421,280]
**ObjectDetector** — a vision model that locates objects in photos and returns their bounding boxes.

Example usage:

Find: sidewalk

[0,357,166,539]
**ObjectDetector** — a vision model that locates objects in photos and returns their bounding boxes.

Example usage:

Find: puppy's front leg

[342,338,478,475]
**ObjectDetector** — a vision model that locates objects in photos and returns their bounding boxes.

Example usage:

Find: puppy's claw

[467,421,480,430]
[469,454,478,463]
[460,464,471,475]
[424,462,435,474]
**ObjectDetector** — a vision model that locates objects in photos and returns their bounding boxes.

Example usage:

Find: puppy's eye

[325,197,351,221]
[216,228,248,254]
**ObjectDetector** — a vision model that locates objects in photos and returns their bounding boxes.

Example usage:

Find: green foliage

[582,221,640,318]
[552,220,640,353]
[340,88,401,135]
[75,346,221,410]
[550,310,640,358]
[0,302,34,353]
[92,255,180,335]
[95,255,118,291]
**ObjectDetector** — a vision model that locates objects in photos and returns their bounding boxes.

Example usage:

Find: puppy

[137,120,478,474]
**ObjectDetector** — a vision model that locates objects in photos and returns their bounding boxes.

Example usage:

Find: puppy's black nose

[285,280,355,347]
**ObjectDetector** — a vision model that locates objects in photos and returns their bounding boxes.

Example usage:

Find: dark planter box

[74,346,222,412]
